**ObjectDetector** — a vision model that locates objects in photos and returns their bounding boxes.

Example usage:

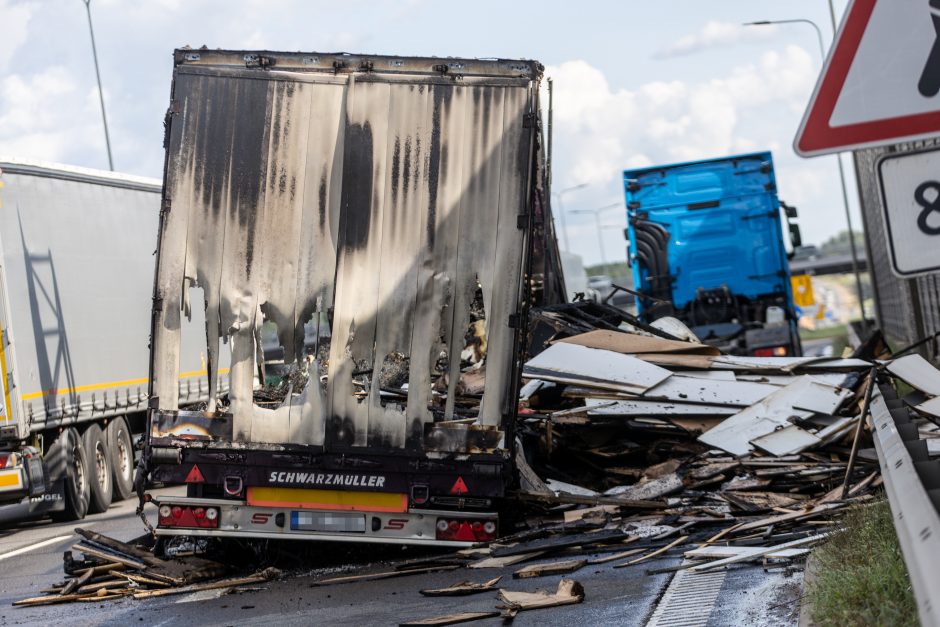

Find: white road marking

[0,534,72,561]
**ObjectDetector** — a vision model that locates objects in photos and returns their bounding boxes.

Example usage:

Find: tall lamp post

[552,183,589,252]
[82,0,114,171]
[744,17,868,323]
[571,202,622,267]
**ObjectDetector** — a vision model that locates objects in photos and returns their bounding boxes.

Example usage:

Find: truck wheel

[83,424,113,513]
[107,417,135,501]
[50,428,89,521]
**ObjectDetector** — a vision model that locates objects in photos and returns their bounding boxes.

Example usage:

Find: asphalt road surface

[0,490,803,626]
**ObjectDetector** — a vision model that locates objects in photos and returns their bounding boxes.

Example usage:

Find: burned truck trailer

[145,50,544,546]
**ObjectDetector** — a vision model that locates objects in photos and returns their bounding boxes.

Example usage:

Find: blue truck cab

[624,152,802,356]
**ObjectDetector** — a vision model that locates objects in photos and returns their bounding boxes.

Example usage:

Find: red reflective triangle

[184,464,205,483]
[449,476,469,494]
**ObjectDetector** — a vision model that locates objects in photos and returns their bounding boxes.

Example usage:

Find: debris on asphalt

[419,576,502,597]
[496,578,585,618]
[399,610,502,626]
[512,558,586,578]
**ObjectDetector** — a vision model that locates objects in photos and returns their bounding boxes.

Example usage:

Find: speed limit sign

[878,146,940,277]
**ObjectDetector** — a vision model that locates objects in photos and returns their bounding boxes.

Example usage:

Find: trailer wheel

[50,428,89,522]
[83,424,113,514]
[107,417,135,502]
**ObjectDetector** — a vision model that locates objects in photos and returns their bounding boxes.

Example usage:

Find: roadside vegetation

[807,497,918,626]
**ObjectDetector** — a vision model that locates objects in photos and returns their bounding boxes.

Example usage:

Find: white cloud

[0,0,34,71]
[547,46,815,189]
[0,67,104,164]
[656,20,778,58]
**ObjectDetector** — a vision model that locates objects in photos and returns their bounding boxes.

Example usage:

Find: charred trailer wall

[149,51,543,456]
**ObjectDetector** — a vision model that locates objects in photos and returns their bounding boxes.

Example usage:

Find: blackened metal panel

[443,85,507,421]
[289,81,346,447]
[368,83,432,448]
[326,78,392,448]
[407,83,471,440]
[483,86,531,425]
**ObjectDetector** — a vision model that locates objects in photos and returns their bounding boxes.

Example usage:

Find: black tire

[50,428,89,522]
[82,424,113,514]
[107,417,135,502]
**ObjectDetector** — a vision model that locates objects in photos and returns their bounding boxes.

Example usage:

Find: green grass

[808,498,918,627]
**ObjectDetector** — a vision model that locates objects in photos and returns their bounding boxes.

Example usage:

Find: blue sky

[0,0,854,265]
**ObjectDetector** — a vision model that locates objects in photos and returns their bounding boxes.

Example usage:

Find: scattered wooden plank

[132,569,280,599]
[72,562,125,577]
[515,491,665,509]
[689,534,829,572]
[467,551,545,569]
[76,578,129,595]
[587,548,644,565]
[118,572,173,588]
[74,529,161,565]
[557,330,720,356]
[564,505,620,523]
[523,343,672,395]
[732,503,843,533]
[13,593,86,607]
[73,544,148,571]
[613,535,688,568]
[604,473,683,501]
[399,611,502,626]
[513,559,586,579]
[60,568,93,596]
[491,528,629,557]
[497,578,585,617]
[310,565,459,586]
[76,592,129,602]
[419,577,501,597]
[684,545,810,560]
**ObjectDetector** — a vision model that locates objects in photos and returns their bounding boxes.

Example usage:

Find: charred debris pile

[503,301,892,570]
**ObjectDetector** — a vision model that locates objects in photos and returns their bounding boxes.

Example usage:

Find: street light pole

[744,17,868,323]
[571,202,622,267]
[552,183,589,252]
[82,0,114,171]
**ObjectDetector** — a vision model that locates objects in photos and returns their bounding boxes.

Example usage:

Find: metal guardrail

[871,383,940,627]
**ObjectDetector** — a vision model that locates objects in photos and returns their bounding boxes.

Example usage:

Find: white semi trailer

[0,159,221,522]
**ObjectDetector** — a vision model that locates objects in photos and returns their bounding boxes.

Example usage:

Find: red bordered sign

[795,0,940,156]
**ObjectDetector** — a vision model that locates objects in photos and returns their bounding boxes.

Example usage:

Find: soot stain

[391,136,401,209]
[318,165,328,227]
[402,136,412,204]
[339,121,374,251]
[425,86,446,250]
[228,78,273,276]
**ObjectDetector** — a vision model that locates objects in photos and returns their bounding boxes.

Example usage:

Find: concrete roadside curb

[798,553,818,627]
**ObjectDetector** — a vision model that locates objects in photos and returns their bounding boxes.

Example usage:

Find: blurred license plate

[291,511,366,533]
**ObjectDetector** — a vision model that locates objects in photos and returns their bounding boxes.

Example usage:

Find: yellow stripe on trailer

[247,487,407,513]
[21,368,231,401]
[0,469,23,490]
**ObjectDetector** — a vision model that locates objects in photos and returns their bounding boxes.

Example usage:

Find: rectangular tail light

[435,518,497,542]
[158,504,219,529]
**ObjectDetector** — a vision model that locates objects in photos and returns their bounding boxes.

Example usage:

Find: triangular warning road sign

[184,464,205,483]
[795,0,940,156]
[449,476,469,494]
